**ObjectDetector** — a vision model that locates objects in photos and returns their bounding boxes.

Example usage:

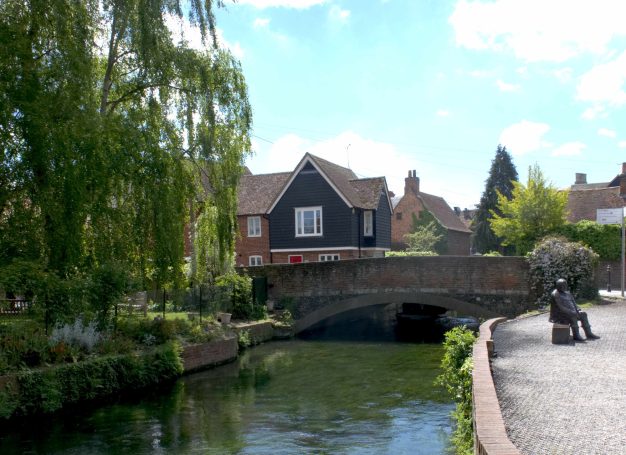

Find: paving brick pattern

[491,298,626,455]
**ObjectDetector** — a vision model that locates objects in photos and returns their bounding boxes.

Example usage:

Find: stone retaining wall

[473,318,521,455]
[231,321,275,346]
[181,336,238,373]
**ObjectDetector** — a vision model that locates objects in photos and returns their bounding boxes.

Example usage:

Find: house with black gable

[235,153,392,265]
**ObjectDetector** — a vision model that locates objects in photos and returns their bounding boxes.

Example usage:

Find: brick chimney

[404,170,419,196]
[575,173,587,184]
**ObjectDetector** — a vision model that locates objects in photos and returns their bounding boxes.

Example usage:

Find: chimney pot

[408,170,412,178]
[575,173,587,185]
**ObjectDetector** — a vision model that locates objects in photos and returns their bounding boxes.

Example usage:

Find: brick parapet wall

[245,256,533,319]
[473,318,521,455]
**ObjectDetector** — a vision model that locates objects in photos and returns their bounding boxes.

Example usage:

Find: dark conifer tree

[472,145,518,254]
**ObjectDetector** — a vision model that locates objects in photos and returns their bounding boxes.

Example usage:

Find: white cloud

[553,67,573,83]
[619,141,626,148]
[436,109,450,117]
[551,141,586,157]
[577,51,626,106]
[466,69,494,78]
[246,131,414,195]
[496,79,520,92]
[253,18,270,28]
[499,120,551,155]
[237,0,327,8]
[329,5,351,22]
[581,105,607,120]
[449,0,626,62]
[598,128,617,138]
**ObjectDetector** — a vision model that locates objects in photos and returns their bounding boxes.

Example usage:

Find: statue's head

[555,278,568,292]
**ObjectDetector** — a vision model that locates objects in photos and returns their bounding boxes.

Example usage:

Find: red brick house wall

[235,215,271,267]
[271,249,384,264]
[391,192,425,249]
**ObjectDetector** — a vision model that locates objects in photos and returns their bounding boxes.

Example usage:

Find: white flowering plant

[527,236,599,308]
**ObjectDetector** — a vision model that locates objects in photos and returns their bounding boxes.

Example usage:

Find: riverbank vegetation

[436,326,476,455]
[0,341,183,419]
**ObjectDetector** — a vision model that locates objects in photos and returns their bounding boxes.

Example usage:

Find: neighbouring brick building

[391,170,471,255]
[567,162,626,222]
[236,171,291,267]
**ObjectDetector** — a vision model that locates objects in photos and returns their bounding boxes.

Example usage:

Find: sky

[205,0,626,209]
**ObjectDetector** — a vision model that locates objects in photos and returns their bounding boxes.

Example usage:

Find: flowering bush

[50,318,102,353]
[527,236,598,307]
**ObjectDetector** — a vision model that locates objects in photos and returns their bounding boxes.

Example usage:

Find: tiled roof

[567,187,625,223]
[570,182,610,191]
[418,192,472,233]
[237,172,291,215]
[265,153,391,212]
[307,154,365,208]
[349,177,389,210]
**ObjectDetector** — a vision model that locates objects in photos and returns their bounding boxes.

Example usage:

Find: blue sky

[208,0,626,209]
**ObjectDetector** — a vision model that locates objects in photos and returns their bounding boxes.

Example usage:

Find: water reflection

[0,340,453,454]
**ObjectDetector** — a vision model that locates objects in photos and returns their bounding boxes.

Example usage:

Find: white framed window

[249,255,262,266]
[364,210,373,236]
[247,216,261,237]
[295,206,322,237]
[319,254,340,261]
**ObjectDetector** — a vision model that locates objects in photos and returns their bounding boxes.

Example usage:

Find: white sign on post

[597,208,624,224]
[597,207,626,296]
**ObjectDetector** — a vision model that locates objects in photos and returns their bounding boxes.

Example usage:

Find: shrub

[87,262,133,329]
[237,329,251,350]
[436,326,476,455]
[215,273,266,320]
[527,236,599,307]
[1,341,183,419]
[558,220,621,260]
[50,318,102,354]
[0,321,51,373]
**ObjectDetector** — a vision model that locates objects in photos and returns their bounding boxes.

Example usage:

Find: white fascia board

[267,153,353,214]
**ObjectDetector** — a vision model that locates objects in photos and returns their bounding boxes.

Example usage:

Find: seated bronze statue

[550,278,600,341]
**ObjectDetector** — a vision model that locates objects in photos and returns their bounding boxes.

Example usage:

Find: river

[0,340,454,454]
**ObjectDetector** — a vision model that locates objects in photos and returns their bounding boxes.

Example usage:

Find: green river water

[0,340,454,454]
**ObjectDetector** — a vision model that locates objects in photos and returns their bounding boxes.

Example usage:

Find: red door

[289,255,303,264]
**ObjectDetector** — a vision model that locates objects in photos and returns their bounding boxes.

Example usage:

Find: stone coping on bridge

[473,318,521,455]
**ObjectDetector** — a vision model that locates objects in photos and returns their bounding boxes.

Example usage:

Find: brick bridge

[244,256,534,334]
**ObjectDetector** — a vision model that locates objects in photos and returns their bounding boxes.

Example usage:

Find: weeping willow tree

[0,0,251,318]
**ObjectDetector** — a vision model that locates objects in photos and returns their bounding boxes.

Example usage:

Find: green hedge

[558,221,621,260]
[0,341,183,419]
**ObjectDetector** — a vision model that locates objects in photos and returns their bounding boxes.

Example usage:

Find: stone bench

[552,323,571,344]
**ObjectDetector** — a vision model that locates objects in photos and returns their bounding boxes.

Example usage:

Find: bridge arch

[293,291,502,334]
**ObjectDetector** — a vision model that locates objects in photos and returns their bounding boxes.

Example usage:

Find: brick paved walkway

[491,296,626,455]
